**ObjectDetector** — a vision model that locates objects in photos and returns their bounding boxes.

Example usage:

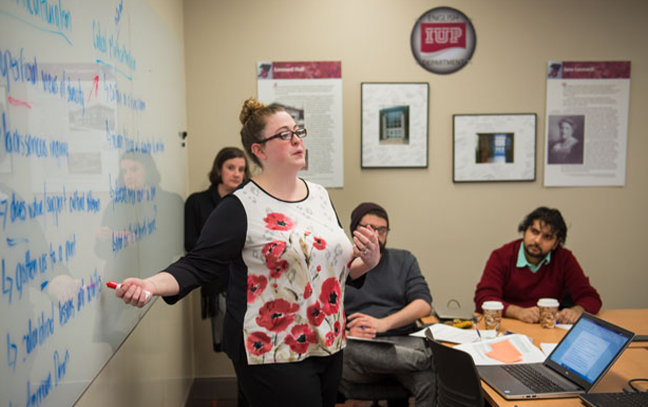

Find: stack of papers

[454,334,547,365]
[410,323,499,344]
[410,323,480,344]
[485,339,522,363]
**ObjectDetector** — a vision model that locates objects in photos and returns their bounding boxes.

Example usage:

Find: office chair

[425,329,485,407]
[337,377,411,407]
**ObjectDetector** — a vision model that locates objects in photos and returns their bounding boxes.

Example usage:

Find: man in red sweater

[474,207,601,324]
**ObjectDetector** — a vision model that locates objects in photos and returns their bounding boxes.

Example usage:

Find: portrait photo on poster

[546,115,585,165]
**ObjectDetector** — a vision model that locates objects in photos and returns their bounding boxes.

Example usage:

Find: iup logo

[411,7,476,75]
[420,23,466,53]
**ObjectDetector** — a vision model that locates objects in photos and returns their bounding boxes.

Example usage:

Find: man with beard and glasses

[474,206,601,324]
[341,202,435,407]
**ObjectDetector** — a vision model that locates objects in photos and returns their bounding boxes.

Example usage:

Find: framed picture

[453,113,536,182]
[361,83,429,168]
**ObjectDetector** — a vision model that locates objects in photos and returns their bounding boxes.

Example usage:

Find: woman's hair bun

[239,97,265,125]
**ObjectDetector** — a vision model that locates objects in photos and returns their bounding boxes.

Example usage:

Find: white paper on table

[556,324,572,330]
[410,323,480,344]
[454,334,547,365]
[541,343,558,356]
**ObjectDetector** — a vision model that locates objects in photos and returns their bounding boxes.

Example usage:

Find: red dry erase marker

[106,281,152,300]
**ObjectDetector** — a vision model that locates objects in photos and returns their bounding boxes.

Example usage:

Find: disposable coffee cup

[537,298,560,328]
[482,301,504,331]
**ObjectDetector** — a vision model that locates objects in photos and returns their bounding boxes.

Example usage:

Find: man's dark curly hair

[518,207,568,245]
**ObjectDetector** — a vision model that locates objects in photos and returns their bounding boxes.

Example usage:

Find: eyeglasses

[259,128,307,144]
[359,224,390,236]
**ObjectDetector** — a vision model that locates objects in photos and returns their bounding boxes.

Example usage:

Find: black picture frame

[361,83,429,168]
[453,113,536,182]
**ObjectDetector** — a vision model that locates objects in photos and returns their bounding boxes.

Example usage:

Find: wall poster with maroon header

[257,61,344,188]
[544,61,631,187]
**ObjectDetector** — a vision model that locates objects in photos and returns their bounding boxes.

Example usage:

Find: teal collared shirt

[517,242,551,273]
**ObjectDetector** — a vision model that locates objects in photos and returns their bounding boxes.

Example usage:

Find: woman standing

[115,98,379,407]
[184,146,248,253]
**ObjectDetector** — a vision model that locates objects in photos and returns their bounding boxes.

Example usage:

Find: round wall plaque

[410,7,477,75]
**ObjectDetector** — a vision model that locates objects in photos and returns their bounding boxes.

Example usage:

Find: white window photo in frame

[453,114,536,182]
[361,83,429,168]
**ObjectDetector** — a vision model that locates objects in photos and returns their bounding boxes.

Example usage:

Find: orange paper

[485,339,523,364]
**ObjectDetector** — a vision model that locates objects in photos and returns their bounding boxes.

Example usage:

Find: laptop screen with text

[545,314,634,389]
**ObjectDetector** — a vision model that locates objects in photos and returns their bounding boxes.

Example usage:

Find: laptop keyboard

[581,391,648,407]
[501,364,567,393]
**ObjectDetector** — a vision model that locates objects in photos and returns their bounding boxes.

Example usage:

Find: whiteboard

[0,1,186,406]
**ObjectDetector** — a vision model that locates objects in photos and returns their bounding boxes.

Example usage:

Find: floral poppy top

[163,179,356,365]
[235,180,354,364]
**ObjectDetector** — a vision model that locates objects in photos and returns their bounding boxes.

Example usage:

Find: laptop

[433,303,475,321]
[477,312,635,400]
[579,391,648,407]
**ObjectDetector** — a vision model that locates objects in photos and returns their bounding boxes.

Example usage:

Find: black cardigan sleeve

[164,195,246,304]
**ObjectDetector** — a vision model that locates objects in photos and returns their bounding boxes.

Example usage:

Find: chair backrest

[425,329,484,407]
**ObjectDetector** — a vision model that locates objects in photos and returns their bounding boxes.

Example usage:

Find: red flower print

[306,302,325,326]
[319,277,341,316]
[316,265,322,272]
[267,258,289,278]
[256,299,300,332]
[263,241,289,278]
[334,320,341,337]
[247,274,268,303]
[313,237,326,250]
[246,331,273,356]
[264,213,295,231]
[325,331,335,346]
[263,241,286,261]
[304,283,313,299]
[284,324,317,354]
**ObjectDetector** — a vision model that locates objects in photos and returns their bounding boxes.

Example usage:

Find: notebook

[477,312,635,400]
[579,391,648,407]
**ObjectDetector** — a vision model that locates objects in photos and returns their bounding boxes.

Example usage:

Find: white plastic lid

[482,301,504,310]
[537,298,560,307]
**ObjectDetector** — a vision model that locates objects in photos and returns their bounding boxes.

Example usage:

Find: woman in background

[185,146,249,406]
[114,98,379,407]
[184,147,249,252]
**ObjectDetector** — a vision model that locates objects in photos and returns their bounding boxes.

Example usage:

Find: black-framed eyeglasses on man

[359,224,390,236]
[260,128,307,144]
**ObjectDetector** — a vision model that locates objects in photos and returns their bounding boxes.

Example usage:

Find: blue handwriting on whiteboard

[102,72,145,110]
[7,331,18,372]
[57,297,74,326]
[25,371,52,407]
[22,303,55,359]
[0,47,38,92]
[111,214,157,254]
[114,0,124,25]
[0,184,101,230]
[109,174,156,207]
[2,235,78,304]
[92,20,137,72]
[2,0,72,45]
[3,113,70,163]
[105,121,165,154]
[53,349,70,386]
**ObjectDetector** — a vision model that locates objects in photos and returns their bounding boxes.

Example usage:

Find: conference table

[469,309,648,407]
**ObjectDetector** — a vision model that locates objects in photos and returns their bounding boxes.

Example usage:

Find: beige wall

[183,0,648,378]
[75,1,193,406]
